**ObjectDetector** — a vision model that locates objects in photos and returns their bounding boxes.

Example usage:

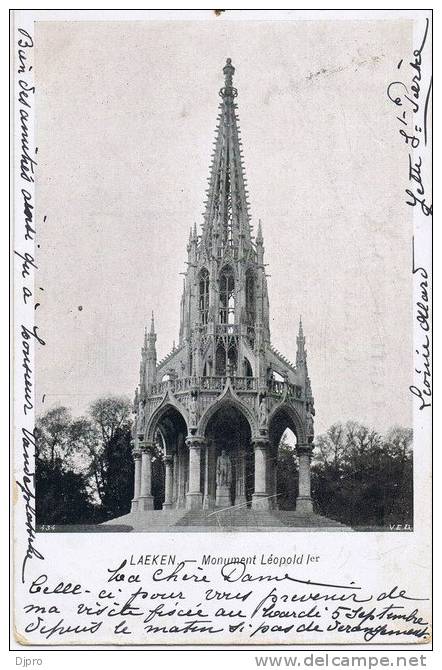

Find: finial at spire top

[150,310,155,333]
[220,58,237,100]
[299,316,304,337]
[223,58,235,83]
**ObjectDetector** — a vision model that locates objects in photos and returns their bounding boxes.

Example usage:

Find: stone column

[266,445,278,510]
[179,450,186,508]
[272,456,279,510]
[173,453,178,506]
[177,434,186,509]
[235,450,247,506]
[163,456,173,509]
[186,436,204,509]
[252,438,270,510]
[131,449,142,512]
[208,440,217,509]
[296,444,314,514]
[138,442,154,511]
[203,443,210,509]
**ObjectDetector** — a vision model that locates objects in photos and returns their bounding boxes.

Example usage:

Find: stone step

[174,509,346,528]
[103,509,189,530]
[101,508,349,531]
[275,512,347,528]
[175,512,284,527]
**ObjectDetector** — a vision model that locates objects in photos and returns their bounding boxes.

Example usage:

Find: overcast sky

[35,17,413,434]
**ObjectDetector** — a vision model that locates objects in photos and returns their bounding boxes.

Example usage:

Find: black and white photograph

[12,8,432,649]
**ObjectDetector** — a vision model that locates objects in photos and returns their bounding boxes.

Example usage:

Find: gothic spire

[148,311,157,349]
[296,316,307,369]
[256,219,264,246]
[202,59,252,255]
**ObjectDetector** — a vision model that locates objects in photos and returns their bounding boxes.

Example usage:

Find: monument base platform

[99,508,350,532]
[215,485,232,509]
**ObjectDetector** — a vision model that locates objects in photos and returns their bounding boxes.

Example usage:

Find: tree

[89,396,130,445]
[382,426,413,524]
[35,406,99,525]
[69,416,102,499]
[384,426,413,461]
[312,421,413,527]
[100,424,134,516]
[36,458,97,525]
[35,406,72,467]
[314,422,347,471]
[276,433,299,510]
[87,396,133,517]
[35,396,134,525]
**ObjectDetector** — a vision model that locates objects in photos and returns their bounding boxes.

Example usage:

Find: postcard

[11,9,432,648]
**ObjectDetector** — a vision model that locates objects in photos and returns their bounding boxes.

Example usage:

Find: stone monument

[129,60,317,518]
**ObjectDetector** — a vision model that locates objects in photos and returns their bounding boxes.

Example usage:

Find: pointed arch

[215,341,226,376]
[245,268,256,324]
[244,357,253,377]
[219,265,235,324]
[227,342,238,374]
[146,398,188,444]
[268,401,306,446]
[198,267,210,325]
[198,394,257,438]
